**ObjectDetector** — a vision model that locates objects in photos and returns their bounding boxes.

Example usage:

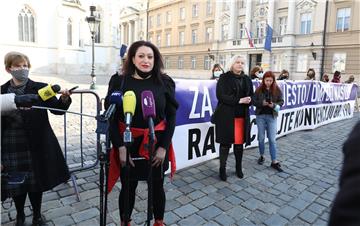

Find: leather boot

[219,146,229,181]
[234,145,244,178]
[121,221,131,226]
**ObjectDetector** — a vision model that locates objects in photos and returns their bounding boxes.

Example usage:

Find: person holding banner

[105,41,178,226]
[253,71,284,172]
[1,51,72,226]
[212,55,253,181]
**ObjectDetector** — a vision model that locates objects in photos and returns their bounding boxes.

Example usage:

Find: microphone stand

[95,113,113,226]
[123,124,132,226]
[146,117,155,226]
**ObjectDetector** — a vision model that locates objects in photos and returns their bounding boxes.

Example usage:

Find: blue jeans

[256,114,278,161]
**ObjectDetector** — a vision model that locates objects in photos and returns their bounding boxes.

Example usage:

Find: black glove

[14,94,39,108]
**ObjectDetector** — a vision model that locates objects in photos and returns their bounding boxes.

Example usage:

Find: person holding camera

[253,71,284,172]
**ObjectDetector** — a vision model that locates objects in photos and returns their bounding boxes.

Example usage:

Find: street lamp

[86,6,100,89]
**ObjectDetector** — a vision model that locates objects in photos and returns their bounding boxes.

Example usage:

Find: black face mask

[135,68,153,79]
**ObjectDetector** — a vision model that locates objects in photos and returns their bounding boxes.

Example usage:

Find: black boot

[234,145,244,178]
[15,212,25,226]
[219,146,230,181]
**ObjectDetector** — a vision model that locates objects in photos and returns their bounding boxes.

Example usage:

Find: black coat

[329,122,360,226]
[1,79,71,192]
[213,71,253,146]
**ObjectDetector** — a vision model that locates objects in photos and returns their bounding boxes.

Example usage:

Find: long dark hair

[122,41,165,84]
[256,71,281,96]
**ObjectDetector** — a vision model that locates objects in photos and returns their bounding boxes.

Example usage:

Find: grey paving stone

[278,205,300,220]
[213,214,236,226]
[163,211,180,225]
[173,204,199,218]
[71,208,100,223]
[192,196,215,209]
[197,204,224,220]
[299,209,318,224]
[289,198,310,211]
[178,214,206,226]
[264,214,288,226]
[51,215,75,226]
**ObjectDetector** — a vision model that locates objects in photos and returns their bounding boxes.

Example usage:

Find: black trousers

[118,160,165,221]
[13,191,43,218]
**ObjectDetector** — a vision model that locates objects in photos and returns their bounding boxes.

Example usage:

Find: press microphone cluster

[123,91,136,143]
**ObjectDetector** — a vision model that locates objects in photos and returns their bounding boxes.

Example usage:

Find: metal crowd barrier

[33,89,102,201]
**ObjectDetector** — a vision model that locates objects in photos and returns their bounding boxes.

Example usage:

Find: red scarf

[107,120,176,193]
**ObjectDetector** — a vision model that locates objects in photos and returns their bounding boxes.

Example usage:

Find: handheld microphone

[38,84,61,101]
[123,91,136,127]
[103,91,122,120]
[141,90,156,142]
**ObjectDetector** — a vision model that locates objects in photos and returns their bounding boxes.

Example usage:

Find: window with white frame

[300,13,311,34]
[239,23,245,38]
[204,56,211,70]
[165,57,170,69]
[272,54,283,72]
[156,34,161,47]
[222,1,229,11]
[180,8,185,21]
[205,27,213,42]
[149,16,153,28]
[191,56,196,69]
[256,21,266,38]
[166,11,171,24]
[192,4,199,17]
[296,53,308,72]
[279,17,287,35]
[18,6,35,42]
[238,0,245,9]
[206,0,212,15]
[67,18,72,45]
[219,55,226,69]
[336,8,351,32]
[179,31,185,46]
[166,33,171,46]
[221,24,228,41]
[191,29,197,44]
[332,53,346,72]
[258,0,268,4]
[178,56,184,69]
[157,14,161,26]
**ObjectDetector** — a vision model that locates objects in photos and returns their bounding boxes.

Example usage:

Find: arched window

[67,18,72,45]
[18,6,35,42]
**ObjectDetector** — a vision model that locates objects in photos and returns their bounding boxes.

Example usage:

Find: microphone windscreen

[109,91,123,105]
[123,91,136,115]
[51,85,61,93]
[141,90,156,119]
[38,84,60,101]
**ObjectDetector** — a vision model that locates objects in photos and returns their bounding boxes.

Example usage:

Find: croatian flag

[245,27,254,48]
[120,44,127,58]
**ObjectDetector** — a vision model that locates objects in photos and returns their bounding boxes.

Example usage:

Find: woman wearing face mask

[1,52,72,226]
[253,71,284,172]
[305,68,316,80]
[212,55,253,181]
[211,63,224,80]
[105,41,178,226]
[250,66,263,80]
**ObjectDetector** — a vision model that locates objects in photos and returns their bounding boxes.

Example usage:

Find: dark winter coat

[212,71,253,146]
[329,122,360,226]
[253,88,284,117]
[1,79,71,192]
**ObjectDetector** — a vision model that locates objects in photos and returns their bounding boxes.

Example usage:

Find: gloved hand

[14,94,39,108]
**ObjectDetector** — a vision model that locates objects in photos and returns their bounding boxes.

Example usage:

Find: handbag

[210,106,218,124]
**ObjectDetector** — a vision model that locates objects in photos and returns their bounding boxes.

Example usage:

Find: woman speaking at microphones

[105,41,178,226]
[1,51,72,226]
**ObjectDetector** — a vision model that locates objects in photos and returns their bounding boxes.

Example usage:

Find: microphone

[38,84,61,101]
[123,91,136,143]
[103,91,122,120]
[123,91,136,127]
[141,90,156,142]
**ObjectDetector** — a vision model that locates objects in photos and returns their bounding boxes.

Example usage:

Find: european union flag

[120,44,127,58]
[264,24,273,52]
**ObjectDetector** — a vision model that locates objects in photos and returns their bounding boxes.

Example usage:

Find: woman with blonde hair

[212,55,253,181]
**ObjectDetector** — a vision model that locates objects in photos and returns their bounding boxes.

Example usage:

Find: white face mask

[258,72,264,79]
[214,71,222,78]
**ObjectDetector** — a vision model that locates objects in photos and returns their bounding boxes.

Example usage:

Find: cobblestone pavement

[1,73,360,225]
